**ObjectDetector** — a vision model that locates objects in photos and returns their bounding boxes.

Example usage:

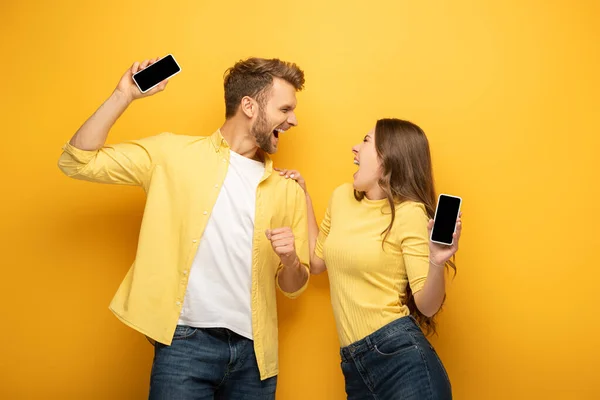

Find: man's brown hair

[223,58,305,118]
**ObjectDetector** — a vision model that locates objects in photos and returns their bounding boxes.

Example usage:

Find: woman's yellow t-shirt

[315,183,430,347]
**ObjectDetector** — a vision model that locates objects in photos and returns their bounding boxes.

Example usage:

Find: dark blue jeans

[149,326,277,400]
[340,316,452,400]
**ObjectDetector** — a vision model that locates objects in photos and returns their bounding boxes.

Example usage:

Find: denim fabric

[340,316,451,400]
[149,325,277,400]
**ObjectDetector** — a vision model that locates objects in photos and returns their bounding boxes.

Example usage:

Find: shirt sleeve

[57,132,173,188]
[398,202,431,294]
[276,183,310,299]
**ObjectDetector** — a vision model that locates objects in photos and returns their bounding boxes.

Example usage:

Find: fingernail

[290,174,295,178]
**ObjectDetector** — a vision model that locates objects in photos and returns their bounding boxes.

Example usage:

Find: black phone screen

[431,195,461,245]
[133,55,180,92]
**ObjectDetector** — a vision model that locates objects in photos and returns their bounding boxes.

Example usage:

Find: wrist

[112,89,133,106]
[429,258,445,269]
[283,255,301,270]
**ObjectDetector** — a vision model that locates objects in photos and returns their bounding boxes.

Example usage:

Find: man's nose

[288,112,298,127]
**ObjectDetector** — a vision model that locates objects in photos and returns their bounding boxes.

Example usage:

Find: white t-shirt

[178,150,265,339]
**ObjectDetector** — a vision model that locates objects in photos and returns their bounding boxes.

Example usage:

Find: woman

[276,118,461,399]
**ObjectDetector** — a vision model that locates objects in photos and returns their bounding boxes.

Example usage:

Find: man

[58,56,310,399]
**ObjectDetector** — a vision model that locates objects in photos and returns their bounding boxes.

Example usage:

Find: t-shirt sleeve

[398,203,431,294]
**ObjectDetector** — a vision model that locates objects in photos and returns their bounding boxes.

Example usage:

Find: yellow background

[1,0,598,398]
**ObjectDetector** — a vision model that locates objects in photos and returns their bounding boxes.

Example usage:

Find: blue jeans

[340,316,452,400]
[149,326,277,400]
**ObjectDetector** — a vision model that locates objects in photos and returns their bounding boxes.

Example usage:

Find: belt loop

[365,335,373,351]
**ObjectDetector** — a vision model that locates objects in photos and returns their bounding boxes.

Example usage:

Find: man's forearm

[278,257,309,293]
[69,90,131,151]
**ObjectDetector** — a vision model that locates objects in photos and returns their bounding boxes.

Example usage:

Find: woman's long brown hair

[354,118,455,336]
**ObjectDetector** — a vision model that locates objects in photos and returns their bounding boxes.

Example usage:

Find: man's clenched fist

[265,227,299,268]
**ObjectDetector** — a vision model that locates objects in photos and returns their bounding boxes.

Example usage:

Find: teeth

[353,160,360,165]
[276,128,285,133]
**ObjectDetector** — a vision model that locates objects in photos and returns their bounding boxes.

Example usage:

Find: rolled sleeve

[276,184,310,298]
[275,263,310,299]
[57,132,172,187]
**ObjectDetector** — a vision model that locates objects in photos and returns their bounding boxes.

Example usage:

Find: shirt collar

[210,129,273,175]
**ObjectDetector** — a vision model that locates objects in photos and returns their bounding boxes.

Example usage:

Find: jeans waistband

[340,316,418,362]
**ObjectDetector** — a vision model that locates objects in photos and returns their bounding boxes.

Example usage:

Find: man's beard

[251,108,276,154]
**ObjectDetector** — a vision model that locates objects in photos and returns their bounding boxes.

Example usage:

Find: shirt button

[192,239,197,243]
[203,211,208,215]
[183,271,188,275]
[176,301,181,306]
[214,184,219,188]
[222,159,226,163]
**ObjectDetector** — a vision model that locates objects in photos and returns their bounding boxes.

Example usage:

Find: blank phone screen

[431,195,461,244]
[133,55,180,92]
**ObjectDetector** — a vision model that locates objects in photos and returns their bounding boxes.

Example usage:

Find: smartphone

[430,194,462,246]
[132,54,181,93]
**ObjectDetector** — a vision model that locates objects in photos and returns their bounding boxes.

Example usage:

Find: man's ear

[240,96,256,119]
